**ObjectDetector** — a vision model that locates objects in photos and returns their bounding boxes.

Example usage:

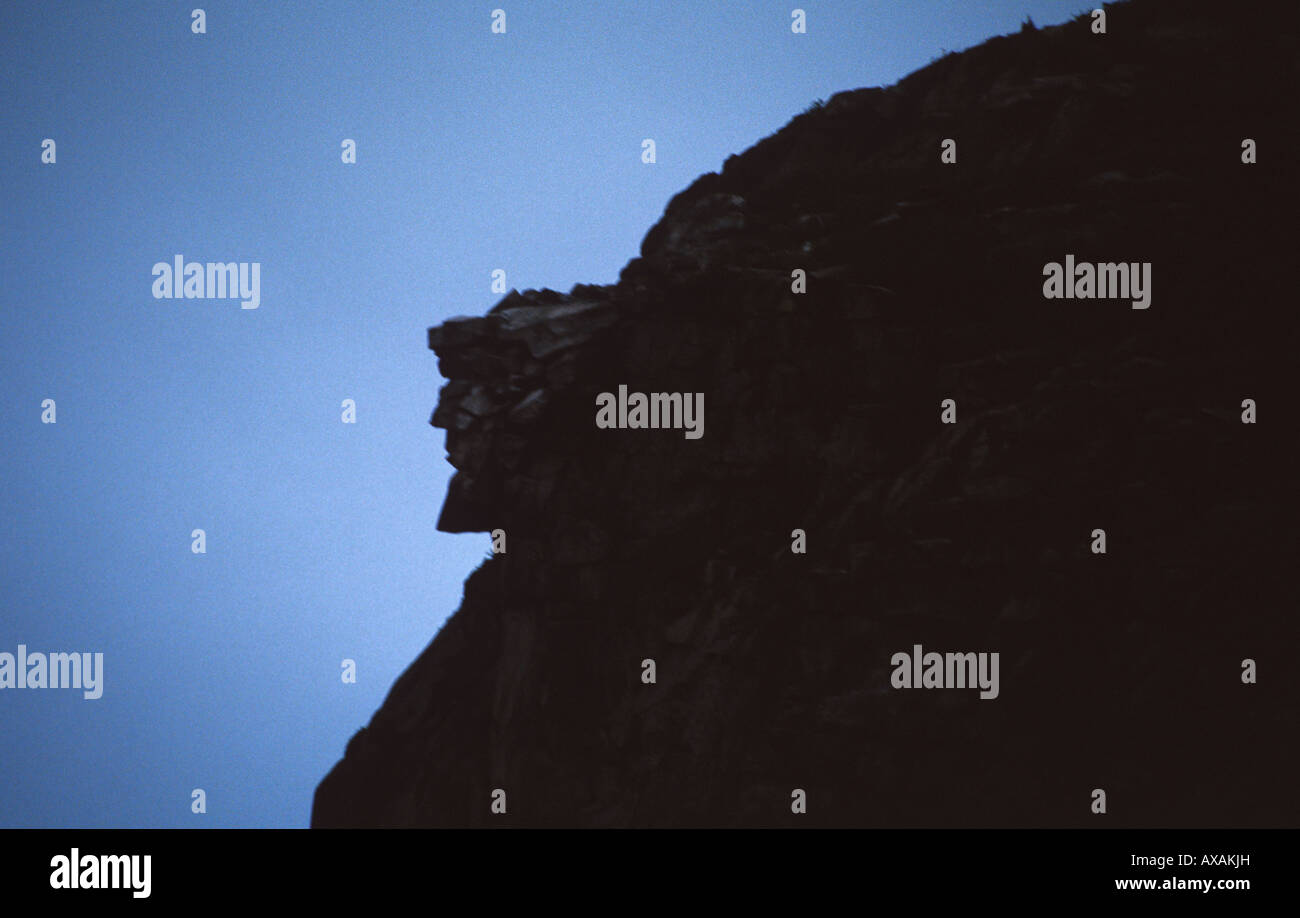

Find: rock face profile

[313,0,1298,827]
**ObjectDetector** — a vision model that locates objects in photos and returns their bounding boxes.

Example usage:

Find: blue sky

[0,0,1090,828]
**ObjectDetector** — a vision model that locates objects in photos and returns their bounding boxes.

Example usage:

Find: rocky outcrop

[313,0,1299,827]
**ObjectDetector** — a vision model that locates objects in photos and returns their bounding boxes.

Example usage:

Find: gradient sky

[0,0,1091,828]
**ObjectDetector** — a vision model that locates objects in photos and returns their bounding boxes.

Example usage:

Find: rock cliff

[313,0,1299,827]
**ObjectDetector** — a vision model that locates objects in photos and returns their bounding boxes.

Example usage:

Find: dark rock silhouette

[313,0,1299,827]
